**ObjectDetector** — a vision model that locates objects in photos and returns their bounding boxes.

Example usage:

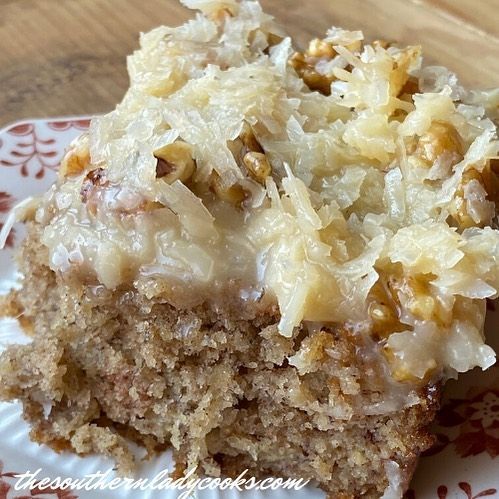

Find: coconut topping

[7,0,499,383]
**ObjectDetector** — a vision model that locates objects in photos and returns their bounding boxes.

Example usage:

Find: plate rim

[0,115,95,136]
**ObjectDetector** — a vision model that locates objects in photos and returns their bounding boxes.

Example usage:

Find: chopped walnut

[372,39,392,50]
[80,168,109,215]
[394,274,457,341]
[81,168,107,201]
[369,271,453,345]
[267,33,284,49]
[390,46,421,97]
[289,38,337,95]
[243,151,271,184]
[240,122,264,153]
[383,347,434,383]
[367,280,406,340]
[398,77,419,98]
[155,159,174,178]
[154,142,196,184]
[415,121,464,167]
[483,158,499,203]
[307,38,336,59]
[368,302,403,335]
[210,172,247,206]
[59,141,90,179]
[209,7,234,23]
[381,272,447,383]
[395,274,432,318]
[234,123,273,183]
[449,165,497,229]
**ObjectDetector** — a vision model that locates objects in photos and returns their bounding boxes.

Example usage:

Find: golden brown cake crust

[0,223,439,498]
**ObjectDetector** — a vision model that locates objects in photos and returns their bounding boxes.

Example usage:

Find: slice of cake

[1,1,499,497]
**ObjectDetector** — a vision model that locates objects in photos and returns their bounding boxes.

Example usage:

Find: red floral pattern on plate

[47,120,91,132]
[426,388,499,459]
[0,124,58,179]
[405,483,498,498]
[0,193,14,214]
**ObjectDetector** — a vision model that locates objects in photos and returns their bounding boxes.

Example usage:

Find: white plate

[0,118,497,499]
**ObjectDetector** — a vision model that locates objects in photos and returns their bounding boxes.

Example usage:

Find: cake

[1,1,499,497]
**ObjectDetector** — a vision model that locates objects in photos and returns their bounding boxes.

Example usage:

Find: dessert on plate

[1,0,499,497]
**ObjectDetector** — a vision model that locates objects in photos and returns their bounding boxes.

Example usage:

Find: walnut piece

[80,168,109,215]
[210,172,247,206]
[154,142,196,184]
[243,151,271,184]
[415,121,464,167]
[59,137,91,179]
[289,38,337,95]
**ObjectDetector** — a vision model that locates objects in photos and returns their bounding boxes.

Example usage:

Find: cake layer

[0,225,438,498]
